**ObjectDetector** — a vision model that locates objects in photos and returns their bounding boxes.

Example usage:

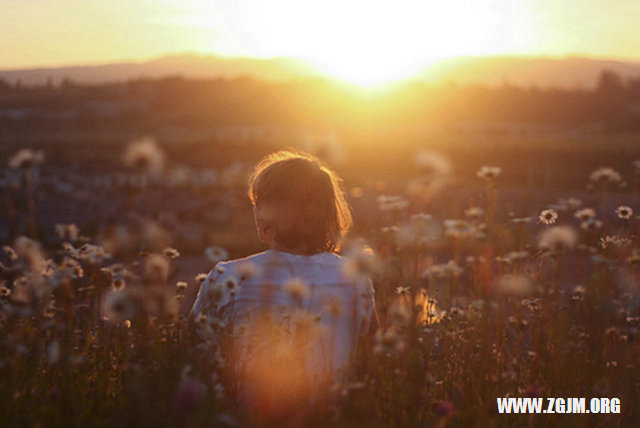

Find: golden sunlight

[196,0,536,87]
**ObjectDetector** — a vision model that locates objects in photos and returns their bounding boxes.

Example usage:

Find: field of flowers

[1,137,639,427]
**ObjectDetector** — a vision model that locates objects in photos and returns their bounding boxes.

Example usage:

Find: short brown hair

[248,150,352,254]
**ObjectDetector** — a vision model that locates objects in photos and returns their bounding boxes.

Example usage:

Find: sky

[1,0,639,85]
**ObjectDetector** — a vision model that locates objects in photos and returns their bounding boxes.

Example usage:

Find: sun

[198,0,535,87]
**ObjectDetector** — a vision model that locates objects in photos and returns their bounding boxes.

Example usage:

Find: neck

[271,242,318,256]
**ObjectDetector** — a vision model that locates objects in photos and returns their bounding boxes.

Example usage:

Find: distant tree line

[0,70,639,132]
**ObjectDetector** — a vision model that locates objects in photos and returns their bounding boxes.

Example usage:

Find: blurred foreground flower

[123,137,165,173]
[205,246,229,263]
[538,226,577,252]
[8,148,45,169]
[477,166,501,181]
[589,167,621,184]
[497,274,534,296]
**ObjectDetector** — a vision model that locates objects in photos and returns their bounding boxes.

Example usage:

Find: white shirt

[191,249,376,381]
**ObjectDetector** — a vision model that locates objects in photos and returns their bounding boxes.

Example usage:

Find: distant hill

[1,53,639,89]
[0,54,323,86]
[417,56,640,89]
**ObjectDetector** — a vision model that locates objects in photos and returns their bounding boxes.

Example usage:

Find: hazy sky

[2,0,639,82]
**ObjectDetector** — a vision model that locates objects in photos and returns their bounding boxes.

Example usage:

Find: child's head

[248,150,352,254]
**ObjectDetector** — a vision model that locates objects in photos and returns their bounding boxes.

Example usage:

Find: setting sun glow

[193,0,536,86]
[1,0,640,87]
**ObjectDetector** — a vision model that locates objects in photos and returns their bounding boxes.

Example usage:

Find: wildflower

[103,289,136,322]
[162,247,180,259]
[195,273,208,283]
[574,208,596,221]
[444,219,474,239]
[477,166,501,180]
[615,205,633,219]
[8,148,45,169]
[511,216,532,224]
[283,278,310,301]
[395,286,411,295]
[374,329,405,354]
[538,209,558,225]
[55,224,80,242]
[221,276,240,295]
[123,137,165,173]
[377,195,409,211]
[59,257,84,279]
[538,226,577,252]
[235,261,260,281]
[343,242,379,278]
[176,281,188,291]
[589,167,621,184]
[464,207,484,220]
[580,219,603,231]
[600,235,631,249]
[415,150,451,176]
[3,245,18,261]
[77,243,111,264]
[572,285,586,301]
[205,246,228,263]
[322,294,343,316]
[205,283,226,306]
[111,278,126,290]
[497,275,534,296]
[505,251,529,262]
[144,253,170,283]
[566,198,582,209]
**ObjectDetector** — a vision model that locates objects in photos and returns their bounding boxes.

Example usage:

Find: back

[191,249,376,379]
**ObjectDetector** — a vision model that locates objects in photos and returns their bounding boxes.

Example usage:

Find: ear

[256,218,275,245]
[254,205,275,245]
